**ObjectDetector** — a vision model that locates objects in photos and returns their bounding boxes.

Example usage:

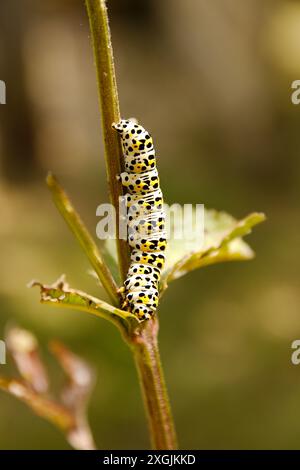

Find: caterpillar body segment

[124,150,156,173]
[128,233,167,252]
[112,119,166,321]
[124,275,158,292]
[127,212,166,233]
[118,168,160,195]
[130,250,165,270]
[125,189,164,218]
[127,263,161,279]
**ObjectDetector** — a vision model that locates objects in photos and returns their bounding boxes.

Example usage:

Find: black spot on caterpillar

[112,119,166,321]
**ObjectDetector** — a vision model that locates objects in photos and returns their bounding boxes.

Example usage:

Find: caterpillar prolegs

[112,119,166,321]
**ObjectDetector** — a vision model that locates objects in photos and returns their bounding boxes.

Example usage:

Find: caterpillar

[112,119,166,321]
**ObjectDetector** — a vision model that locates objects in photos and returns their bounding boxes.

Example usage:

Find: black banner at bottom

[0,450,299,466]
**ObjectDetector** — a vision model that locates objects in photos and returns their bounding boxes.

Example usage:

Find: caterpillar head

[112,119,134,134]
[112,119,154,156]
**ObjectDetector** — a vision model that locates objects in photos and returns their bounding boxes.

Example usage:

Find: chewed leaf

[160,210,266,292]
[29,275,138,331]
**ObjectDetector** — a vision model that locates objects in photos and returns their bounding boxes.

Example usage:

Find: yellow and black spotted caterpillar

[112,119,166,321]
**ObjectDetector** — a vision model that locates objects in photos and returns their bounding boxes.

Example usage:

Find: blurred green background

[1,0,300,449]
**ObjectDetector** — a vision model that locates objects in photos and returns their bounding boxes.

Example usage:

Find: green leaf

[103,207,265,294]
[160,210,266,292]
[29,275,139,332]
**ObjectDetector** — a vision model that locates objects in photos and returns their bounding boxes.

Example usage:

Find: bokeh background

[0,0,300,449]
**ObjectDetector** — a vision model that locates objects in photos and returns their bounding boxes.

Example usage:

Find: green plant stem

[47,173,119,306]
[85,0,178,449]
[85,0,130,282]
[127,319,178,450]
